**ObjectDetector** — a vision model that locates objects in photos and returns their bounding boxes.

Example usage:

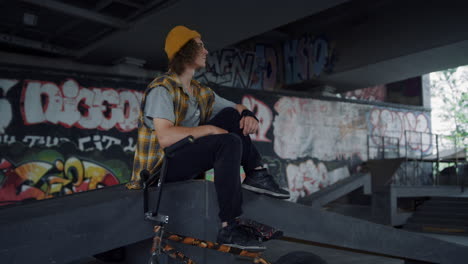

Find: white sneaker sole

[242,184,290,199]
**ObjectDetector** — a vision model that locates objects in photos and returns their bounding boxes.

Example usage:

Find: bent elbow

[157,134,171,149]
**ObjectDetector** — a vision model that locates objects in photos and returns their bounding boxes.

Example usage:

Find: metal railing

[367,131,467,189]
[367,134,401,160]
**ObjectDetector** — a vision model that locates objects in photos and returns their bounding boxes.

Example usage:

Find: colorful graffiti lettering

[1,74,138,205]
[195,36,335,90]
[284,36,334,85]
[195,44,278,90]
[196,45,279,90]
[195,48,258,89]
[21,79,142,131]
[250,44,278,90]
[0,155,120,205]
[343,85,387,102]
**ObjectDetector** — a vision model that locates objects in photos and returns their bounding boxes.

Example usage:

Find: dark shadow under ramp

[367,158,405,188]
[1,180,467,264]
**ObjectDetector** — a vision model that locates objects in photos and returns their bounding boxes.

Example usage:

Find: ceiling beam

[75,0,179,58]
[50,0,114,39]
[113,0,145,9]
[95,0,114,10]
[20,0,130,29]
[0,33,75,56]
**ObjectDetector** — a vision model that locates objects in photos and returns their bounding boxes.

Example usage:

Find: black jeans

[165,107,262,222]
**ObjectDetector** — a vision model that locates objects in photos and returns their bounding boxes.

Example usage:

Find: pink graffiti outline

[242,95,272,142]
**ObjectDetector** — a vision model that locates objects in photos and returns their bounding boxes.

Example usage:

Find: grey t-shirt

[144,86,236,129]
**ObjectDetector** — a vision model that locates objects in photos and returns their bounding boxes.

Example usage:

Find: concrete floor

[73,238,403,264]
[263,239,403,264]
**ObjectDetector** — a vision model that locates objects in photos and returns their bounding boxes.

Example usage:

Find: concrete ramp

[242,189,468,264]
[1,181,468,264]
[298,173,371,208]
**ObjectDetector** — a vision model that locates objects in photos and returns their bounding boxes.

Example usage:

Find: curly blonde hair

[168,39,201,75]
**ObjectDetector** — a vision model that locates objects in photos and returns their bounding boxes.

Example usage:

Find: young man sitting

[129,25,289,250]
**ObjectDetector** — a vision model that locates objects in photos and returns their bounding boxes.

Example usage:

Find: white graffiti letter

[23,81,63,125]
[60,79,81,127]
[78,136,92,151]
[101,135,121,149]
[0,135,16,145]
[0,79,18,133]
[23,135,44,147]
[124,137,136,152]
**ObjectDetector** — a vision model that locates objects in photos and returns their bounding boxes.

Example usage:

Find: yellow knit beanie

[164,25,201,61]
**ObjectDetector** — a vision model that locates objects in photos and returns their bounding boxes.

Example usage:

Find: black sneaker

[217,221,266,251]
[242,168,290,199]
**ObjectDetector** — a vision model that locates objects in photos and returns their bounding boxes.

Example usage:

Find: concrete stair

[403,197,468,235]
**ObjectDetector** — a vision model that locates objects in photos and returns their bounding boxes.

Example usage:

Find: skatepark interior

[1,0,468,263]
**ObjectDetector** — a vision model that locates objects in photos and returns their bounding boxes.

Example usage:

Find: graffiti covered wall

[196,35,336,91]
[341,85,387,102]
[215,87,431,202]
[339,77,424,106]
[0,68,145,205]
[0,67,431,206]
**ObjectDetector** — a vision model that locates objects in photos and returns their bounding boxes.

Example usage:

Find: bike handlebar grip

[164,136,194,157]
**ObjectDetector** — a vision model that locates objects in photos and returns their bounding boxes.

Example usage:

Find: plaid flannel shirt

[127,72,214,189]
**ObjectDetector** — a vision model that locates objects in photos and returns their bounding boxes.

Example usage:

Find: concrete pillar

[421,74,431,109]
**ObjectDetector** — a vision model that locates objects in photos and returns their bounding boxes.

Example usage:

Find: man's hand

[240,116,259,136]
[234,104,259,136]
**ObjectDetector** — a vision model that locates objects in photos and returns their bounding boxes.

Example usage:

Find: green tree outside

[430,66,468,151]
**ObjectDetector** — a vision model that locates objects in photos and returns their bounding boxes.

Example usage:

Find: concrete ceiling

[80,0,351,68]
[0,0,350,68]
[1,0,468,91]
[269,0,468,90]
